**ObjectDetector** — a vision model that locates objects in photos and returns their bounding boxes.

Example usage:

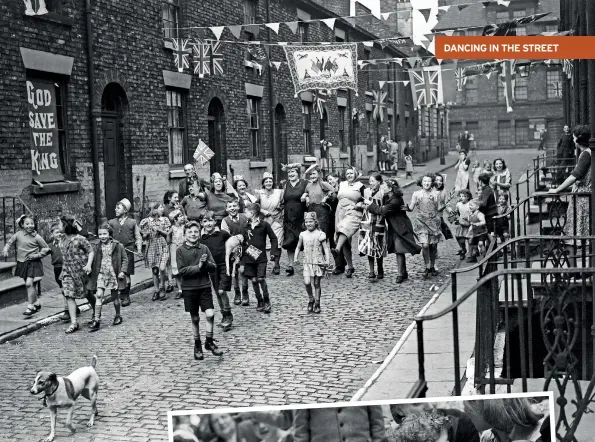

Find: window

[450,122,463,148]
[515,120,528,146]
[248,98,261,158]
[419,109,425,137]
[243,0,257,24]
[512,10,527,18]
[302,102,312,154]
[167,89,186,164]
[466,28,482,36]
[465,78,478,104]
[497,77,505,102]
[35,0,63,14]
[515,26,527,36]
[545,24,558,33]
[496,11,509,24]
[547,70,562,99]
[367,112,373,152]
[338,107,346,152]
[515,76,528,100]
[162,0,180,39]
[498,120,512,146]
[298,22,308,43]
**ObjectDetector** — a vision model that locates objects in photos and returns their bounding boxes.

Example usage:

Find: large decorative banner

[283,43,358,97]
[408,66,443,109]
[26,80,65,182]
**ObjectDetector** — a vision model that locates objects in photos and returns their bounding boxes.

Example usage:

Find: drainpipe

[347,28,355,167]
[85,0,101,229]
[265,0,277,181]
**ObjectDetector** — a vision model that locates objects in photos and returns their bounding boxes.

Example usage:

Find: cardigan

[176,242,216,289]
[87,240,129,291]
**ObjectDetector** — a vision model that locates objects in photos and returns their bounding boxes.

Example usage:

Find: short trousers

[243,261,267,279]
[470,234,488,246]
[14,259,44,280]
[182,288,214,314]
[54,266,63,288]
[210,264,232,292]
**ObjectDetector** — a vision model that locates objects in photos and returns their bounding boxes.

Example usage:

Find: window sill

[365,91,374,97]
[169,169,186,179]
[303,156,317,163]
[31,180,81,195]
[249,161,268,169]
[24,11,73,27]
[367,152,375,157]
[163,40,173,50]
[339,153,350,159]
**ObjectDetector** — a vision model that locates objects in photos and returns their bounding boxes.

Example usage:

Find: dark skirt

[15,259,44,280]
[124,249,135,275]
[309,203,332,236]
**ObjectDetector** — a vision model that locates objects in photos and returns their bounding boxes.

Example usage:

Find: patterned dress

[336,180,365,238]
[490,169,512,204]
[59,234,93,299]
[97,242,118,290]
[410,189,445,245]
[564,149,591,237]
[139,216,171,269]
[359,187,387,258]
[257,188,284,255]
[169,225,185,276]
[300,230,328,278]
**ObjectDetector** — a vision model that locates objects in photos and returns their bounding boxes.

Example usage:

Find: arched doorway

[207,98,226,175]
[101,83,130,219]
[274,104,287,180]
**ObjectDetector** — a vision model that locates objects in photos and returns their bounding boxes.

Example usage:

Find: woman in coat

[294,406,385,442]
[365,178,421,283]
[281,163,309,276]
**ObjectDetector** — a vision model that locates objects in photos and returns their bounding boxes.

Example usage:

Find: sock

[305,284,314,300]
[377,259,384,275]
[206,331,214,341]
[113,291,121,317]
[190,315,200,340]
[260,279,270,303]
[252,280,263,301]
[218,291,230,310]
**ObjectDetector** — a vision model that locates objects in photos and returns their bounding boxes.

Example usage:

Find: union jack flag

[193,42,211,78]
[372,90,387,122]
[454,68,468,91]
[172,38,191,72]
[550,81,563,98]
[194,139,215,166]
[408,66,443,108]
[499,60,517,113]
[563,59,573,83]
[314,90,327,119]
[210,41,224,75]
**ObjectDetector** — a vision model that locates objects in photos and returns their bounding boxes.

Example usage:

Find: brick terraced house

[0,0,417,234]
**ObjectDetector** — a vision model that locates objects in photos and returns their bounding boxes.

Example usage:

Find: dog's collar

[39,382,59,407]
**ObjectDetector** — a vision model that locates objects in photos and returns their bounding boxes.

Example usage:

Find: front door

[207,99,226,176]
[102,113,120,219]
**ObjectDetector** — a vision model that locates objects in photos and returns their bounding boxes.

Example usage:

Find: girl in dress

[256,172,284,276]
[140,202,171,301]
[405,154,414,179]
[466,199,488,263]
[168,209,187,299]
[332,166,365,278]
[406,174,445,279]
[359,173,387,281]
[2,215,50,316]
[57,215,95,334]
[365,179,421,284]
[87,224,128,331]
[295,212,331,314]
[471,160,482,192]
[454,150,471,191]
[281,163,308,276]
[301,164,335,240]
[490,158,512,205]
[454,190,472,259]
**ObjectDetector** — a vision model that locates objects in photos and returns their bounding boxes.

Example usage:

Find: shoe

[256,299,265,312]
[234,292,241,305]
[423,269,431,279]
[194,340,204,360]
[121,295,131,307]
[466,256,478,263]
[430,267,439,277]
[313,303,320,314]
[345,268,354,278]
[286,266,294,276]
[166,283,174,293]
[151,292,159,301]
[222,312,232,332]
[88,320,101,332]
[395,276,405,284]
[241,295,250,306]
[307,300,315,313]
[159,288,167,301]
[263,302,272,314]
[403,272,409,281]
[205,338,223,356]
[368,272,377,281]
[65,322,79,334]
[377,273,384,280]
[34,304,41,311]
[333,267,345,275]
[23,307,37,316]
[273,266,280,275]
[175,291,183,299]
[460,253,467,260]
[113,316,123,326]
[59,311,71,322]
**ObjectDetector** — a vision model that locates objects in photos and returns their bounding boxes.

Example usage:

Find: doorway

[101,83,129,219]
[207,98,226,176]
[275,104,287,180]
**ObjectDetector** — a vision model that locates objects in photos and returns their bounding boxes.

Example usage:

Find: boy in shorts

[176,220,223,361]
[241,203,278,313]
[200,211,234,331]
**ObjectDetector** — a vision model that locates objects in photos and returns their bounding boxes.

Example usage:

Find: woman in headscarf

[281,163,308,276]
[255,172,284,275]
[204,172,238,226]
[332,166,365,278]
[301,164,335,238]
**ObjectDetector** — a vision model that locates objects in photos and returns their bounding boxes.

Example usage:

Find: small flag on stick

[194,139,215,166]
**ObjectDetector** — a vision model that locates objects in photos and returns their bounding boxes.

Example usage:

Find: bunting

[455,67,468,91]
[563,59,573,82]
[483,12,550,36]
[408,66,443,109]
[172,38,192,72]
[211,41,224,75]
[193,42,211,77]
[372,90,387,122]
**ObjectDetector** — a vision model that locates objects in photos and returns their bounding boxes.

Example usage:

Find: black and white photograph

[1,0,595,441]
[169,394,555,442]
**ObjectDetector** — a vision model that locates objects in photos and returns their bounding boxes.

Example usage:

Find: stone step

[0,276,27,309]
[0,262,16,282]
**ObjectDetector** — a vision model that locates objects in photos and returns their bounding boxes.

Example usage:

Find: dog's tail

[90,355,98,368]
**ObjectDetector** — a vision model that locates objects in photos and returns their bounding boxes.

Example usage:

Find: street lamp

[440,105,445,165]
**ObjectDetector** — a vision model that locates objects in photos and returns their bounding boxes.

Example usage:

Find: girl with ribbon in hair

[255,172,284,276]
[301,164,335,239]
[57,214,95,334]
[281,163,308,276]
[2,214,50,316]
[294,212,332,314]
[359,173,387,281]
[204,172,238,227]
[332,166,365,278]
[139,202,171,301]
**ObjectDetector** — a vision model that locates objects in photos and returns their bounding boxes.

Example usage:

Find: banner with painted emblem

[26,80,65,182]
[408,66,443,109]
[283,43,358,97]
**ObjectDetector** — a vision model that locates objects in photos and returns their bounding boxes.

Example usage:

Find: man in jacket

[556,124,575,185]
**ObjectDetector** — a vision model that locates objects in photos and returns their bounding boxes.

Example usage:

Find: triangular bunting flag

[363,41,374,47]
[437,59,443,65]
[265,23,280,34]
[394,58,403,66]
[486,71,493,79]
[458,5,470,11]
[272,61,282,70]
[381,12,392,20]
[424,34,435,42]
[443,30,455,36]
[436,9,448,21]
[438,6,450,12]
[379,81,386,89]
[286,21,299,34]
[247,24,260,37]
[228,25,243,40]
[210,26,225,40]
[321,18,336,30]
[407,57,417,68]
[423,39,433,50]
[403,81,409,87]
[418,8,432,23]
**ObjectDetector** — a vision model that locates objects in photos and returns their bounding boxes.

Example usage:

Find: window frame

[515,76,528,101]
[546,69,562,100]
[248,97,261,159]
[302,102,312,155]
[166,88,187,166]
[298,22,309,43]
[465,77,478,104]
[243,0,257,25]
[338,106,346,152]
[162,0,180,40]
[498,120,513,147]
[515,119,529,146]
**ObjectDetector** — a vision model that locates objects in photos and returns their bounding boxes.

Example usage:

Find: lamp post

[440,105,445,165]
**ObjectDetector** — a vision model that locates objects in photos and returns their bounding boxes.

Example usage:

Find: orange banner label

[435,36,595,59]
